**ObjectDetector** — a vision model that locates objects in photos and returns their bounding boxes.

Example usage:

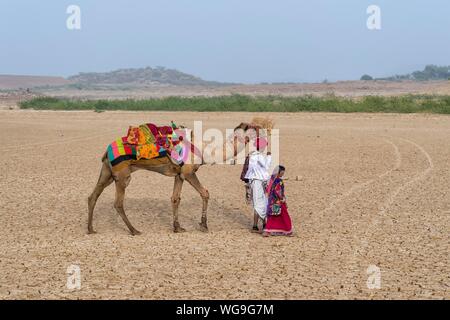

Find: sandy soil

[0,75,69,90]
[0,110,448,299]
[34,80,450,100]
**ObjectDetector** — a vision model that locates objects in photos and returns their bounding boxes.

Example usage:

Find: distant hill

[0,75,69,90]
[68,66,228,87]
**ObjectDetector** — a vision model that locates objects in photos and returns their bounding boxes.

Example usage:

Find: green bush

[360,74,373,81]
[18,94,450,114]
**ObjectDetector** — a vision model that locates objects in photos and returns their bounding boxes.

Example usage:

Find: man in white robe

[244,141,271,232]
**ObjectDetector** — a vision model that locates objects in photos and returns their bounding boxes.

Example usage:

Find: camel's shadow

[94,196,251,234]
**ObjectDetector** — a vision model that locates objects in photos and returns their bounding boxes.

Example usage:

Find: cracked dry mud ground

[0,110,448,299]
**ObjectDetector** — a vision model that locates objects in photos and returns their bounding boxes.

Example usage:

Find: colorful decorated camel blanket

[106,122,185,171]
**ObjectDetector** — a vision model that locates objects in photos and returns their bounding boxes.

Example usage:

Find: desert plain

[0,105,448,299]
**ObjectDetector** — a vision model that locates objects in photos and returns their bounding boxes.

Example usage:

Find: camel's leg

[113,170,141,236]
[88,161,113,234]
[171,175,185,233]
[185,173,209,232]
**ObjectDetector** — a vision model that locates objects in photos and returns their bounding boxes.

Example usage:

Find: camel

[87,122,261,235]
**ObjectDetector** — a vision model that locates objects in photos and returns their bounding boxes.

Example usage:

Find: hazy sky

[0,0,449,83]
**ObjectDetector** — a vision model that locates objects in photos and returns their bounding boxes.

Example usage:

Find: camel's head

[229,118,274,159]
[233,122,260,144]
[233,117,273,146]
[202,119,274,165]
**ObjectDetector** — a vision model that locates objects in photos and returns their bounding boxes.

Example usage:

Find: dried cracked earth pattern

[0,110,448,299]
